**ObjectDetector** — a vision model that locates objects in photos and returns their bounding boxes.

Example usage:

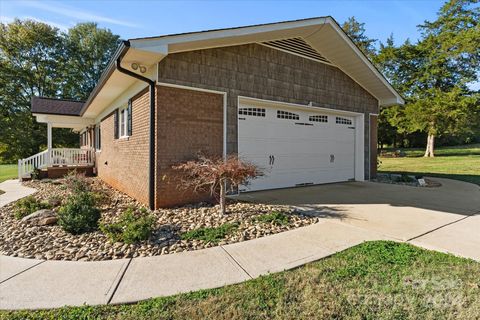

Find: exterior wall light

[131,62,147,74]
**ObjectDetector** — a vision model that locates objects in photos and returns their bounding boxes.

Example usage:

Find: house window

[238,107,266,117]
[335,117,352,125]
[277,110,299,120]
[119,107,128,138]
[94,124,101,151]
[309,115,328,123]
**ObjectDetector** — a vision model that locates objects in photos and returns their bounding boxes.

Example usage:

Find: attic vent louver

[261,38,331,64]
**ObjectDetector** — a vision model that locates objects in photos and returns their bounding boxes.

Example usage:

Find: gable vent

[261,38,331,64]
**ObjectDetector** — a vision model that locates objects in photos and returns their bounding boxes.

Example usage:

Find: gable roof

[31,97,84,116]
[81,16,404,118]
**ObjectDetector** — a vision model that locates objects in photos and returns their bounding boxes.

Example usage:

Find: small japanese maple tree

[172,154,262,215]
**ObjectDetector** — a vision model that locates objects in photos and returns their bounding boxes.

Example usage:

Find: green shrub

[253,211,289,225]
[14,196,49,219]
[31,167,41,180]
[100,208,155,244]
[58,192,100,234]
[64,171,90,193]
[395,174,416,183]
[181,222,239,244]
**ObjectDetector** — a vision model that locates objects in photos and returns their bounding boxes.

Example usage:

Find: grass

[379,144,480,186]
[181,222,239,244]
[0,164,17,183]
[253,211,290,225]
[1,241,479,319]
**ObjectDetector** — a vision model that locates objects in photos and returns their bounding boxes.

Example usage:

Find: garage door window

[277,110,299,120]
[335,117,352,125]
[238,107,265,117]
[309,115,328,123]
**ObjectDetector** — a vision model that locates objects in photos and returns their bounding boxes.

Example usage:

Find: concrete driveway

[235,177,480,260]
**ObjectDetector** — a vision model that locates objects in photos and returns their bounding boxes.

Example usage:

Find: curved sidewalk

[1,177,478,310]
[0,220,391,310]
[0,179,36,208]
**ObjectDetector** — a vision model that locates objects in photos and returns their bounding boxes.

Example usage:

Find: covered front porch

[19,97,95,180]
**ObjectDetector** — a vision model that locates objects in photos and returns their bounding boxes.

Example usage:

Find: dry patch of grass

[2,241,479,319]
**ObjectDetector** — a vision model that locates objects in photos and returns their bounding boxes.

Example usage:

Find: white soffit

[84,49,163,118]
[129,17,403,107]
[86,17,403,117]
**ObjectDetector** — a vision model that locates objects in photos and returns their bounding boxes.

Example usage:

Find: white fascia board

[33,114,94,127]
[323,17,404,106]
[379,97,405,107]
[129,18,327,52]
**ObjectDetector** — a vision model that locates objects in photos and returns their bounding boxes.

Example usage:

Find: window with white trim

[94,124,101,151]
[309,115,328,123]
[335,117,352,125]
[119,107,128,138]
[277,110,299,120]
[238,107,265,117]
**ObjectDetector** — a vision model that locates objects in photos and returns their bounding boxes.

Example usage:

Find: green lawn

[0,164,17,183]
[379,144,480,185]
[1,241,479,319]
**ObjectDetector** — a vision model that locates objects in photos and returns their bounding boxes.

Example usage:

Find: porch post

[47,122,52,166]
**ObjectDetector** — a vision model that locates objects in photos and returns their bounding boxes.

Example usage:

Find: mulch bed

[0,178,319,261]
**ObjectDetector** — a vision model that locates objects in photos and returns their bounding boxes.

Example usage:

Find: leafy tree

[0,19,120,163]
[375,0,479,156]
[63,23,120,100]
[342,16,377,59]
[410,0,480,156]
[0,19,66,162]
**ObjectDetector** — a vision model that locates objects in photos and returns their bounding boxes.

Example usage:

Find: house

[24,17,404,210]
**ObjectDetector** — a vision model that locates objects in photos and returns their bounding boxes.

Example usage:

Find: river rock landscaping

[373,173,441,187]
[0,177,318,261]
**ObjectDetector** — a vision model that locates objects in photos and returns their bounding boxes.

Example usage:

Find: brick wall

[96,87,151,206]
[155,85,223,207]
[158,43,379,179]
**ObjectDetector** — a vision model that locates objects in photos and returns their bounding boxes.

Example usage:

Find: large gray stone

[21,209,55,221]
[21,209,57,225]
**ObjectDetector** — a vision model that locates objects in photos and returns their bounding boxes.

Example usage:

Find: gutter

[115,40,156,210]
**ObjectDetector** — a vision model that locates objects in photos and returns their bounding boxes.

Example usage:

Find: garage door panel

[238,102,356,192]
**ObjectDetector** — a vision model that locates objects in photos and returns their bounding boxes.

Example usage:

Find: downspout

[115,40,156,210]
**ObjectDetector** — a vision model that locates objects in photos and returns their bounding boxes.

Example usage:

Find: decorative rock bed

[373,173,441,187]
[0,178,318,261]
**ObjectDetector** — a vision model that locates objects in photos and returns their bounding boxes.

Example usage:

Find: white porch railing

[18,148,95,179]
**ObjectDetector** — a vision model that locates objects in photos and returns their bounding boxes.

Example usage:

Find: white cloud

[23,16,70,30]
[21,1,139,28]
[0,16,15,23]
[1,14,69,30]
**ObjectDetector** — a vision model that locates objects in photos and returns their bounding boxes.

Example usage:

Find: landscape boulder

[21,209,58,226]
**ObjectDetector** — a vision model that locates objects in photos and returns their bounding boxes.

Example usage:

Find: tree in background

[375,0,480,156]
[0,20,66,162]
[0,20,120,163]
[409,0,479,156]
[341,16,377,59]
[63,23,120,100]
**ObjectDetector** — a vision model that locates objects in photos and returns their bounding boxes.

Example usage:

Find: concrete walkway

[0,177,478,310]
[0,179,36,208]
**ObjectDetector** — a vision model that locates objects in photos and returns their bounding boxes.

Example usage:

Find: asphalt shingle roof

[31,97,84,116]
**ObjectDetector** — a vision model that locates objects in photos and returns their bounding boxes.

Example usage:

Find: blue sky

[1,0,445,46]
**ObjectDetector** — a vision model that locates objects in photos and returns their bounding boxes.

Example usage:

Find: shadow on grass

[379,171,480,187]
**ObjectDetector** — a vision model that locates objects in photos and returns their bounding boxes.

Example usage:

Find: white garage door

[238,103,356,192]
